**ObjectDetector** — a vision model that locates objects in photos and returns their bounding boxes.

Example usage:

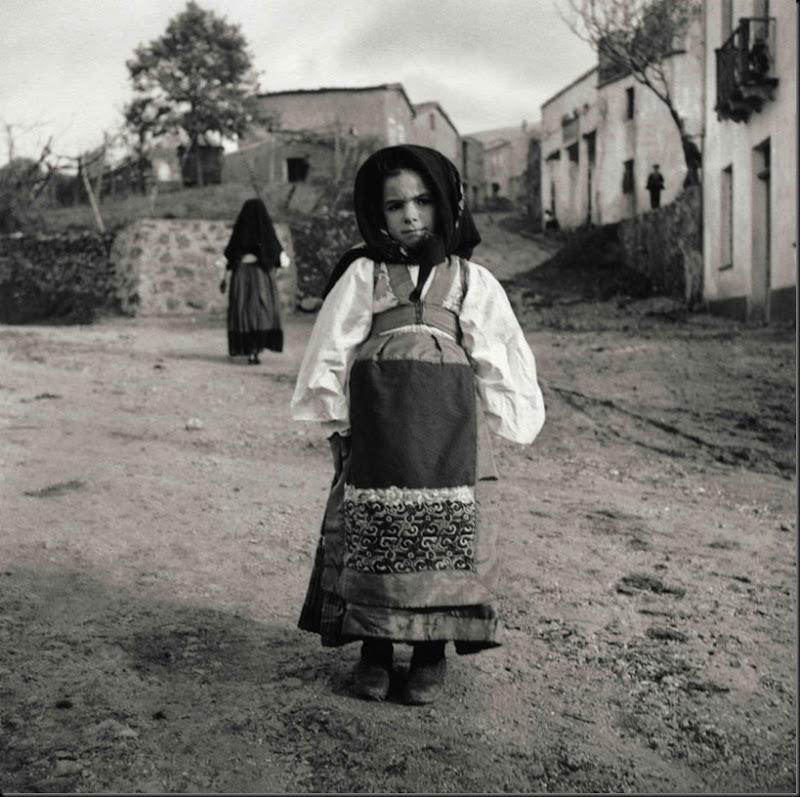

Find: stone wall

[617,186,703,305]
[110,218,296,316]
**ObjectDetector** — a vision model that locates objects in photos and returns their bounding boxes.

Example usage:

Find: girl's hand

[328,432,351,480]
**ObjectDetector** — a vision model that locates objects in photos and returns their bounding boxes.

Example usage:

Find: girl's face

[382,169,437,249]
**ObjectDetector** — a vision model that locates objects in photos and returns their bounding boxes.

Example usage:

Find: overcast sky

[1,0,597,163]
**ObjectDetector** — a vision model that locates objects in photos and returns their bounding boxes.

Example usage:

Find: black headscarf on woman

[322,145,481,299]
[224,198,284,270]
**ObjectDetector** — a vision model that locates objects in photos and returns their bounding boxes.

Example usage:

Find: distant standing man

[646,164,665,209]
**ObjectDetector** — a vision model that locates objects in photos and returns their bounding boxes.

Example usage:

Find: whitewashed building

[702,0,796,323]
[540,10,704,228]
[540,67,598,228]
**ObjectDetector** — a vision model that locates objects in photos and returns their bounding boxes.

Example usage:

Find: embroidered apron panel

[343,484,476,574]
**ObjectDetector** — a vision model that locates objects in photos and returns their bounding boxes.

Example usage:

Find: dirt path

[0,218,795,793]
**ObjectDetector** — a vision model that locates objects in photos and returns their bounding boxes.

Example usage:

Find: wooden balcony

[716,17,779,122]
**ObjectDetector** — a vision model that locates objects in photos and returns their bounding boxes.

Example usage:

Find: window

[561,114,579,143]
[622,159,635,193]
[567,143,579,163]
[625,87,635,120]
[429,113,436,130]
[720,165,733,269]
[584,131,596,164]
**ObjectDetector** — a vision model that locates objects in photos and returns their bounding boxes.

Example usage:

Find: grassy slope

[36,182,324,234]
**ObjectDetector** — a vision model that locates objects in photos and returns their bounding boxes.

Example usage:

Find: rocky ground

[0,214,795,793]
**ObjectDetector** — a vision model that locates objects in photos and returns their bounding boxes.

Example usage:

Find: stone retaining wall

[617,186,703,305]
[110,218,296,316]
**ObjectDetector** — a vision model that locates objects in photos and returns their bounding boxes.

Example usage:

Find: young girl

[291,145,545,705]
[221,198,289,363]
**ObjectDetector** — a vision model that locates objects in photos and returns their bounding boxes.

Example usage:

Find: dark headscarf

[224,198,283,270]
[323,145,481,299]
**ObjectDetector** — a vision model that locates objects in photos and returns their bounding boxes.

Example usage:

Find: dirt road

[0,216,795,793]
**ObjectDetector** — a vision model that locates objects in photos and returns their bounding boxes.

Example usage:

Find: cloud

[335,0,591,83]
[291,0,596,131]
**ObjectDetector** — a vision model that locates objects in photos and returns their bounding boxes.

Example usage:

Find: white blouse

[290,257,545,445]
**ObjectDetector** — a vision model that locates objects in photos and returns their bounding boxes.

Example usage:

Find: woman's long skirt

[299,327,501,653]
[227,263,283,355]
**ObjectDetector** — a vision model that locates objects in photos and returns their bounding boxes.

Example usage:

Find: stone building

[467,123,540,208]
[253,83,416,145]
[229,83,463,187]
[411,101,460,165]
[702,0,796,323]
[461,136,486,210]
[484,138,513,202]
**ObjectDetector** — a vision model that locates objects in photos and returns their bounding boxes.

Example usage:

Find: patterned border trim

[343,483,477,574]
[344,484,474,504]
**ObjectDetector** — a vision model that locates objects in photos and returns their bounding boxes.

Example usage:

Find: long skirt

[299,327,501,653]
[227,263,283,355]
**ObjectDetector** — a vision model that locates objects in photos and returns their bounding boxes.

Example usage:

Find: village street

[0,216,795,793]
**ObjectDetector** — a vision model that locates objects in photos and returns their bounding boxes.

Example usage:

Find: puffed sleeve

[290,257,375,436]
[459,261,545,445]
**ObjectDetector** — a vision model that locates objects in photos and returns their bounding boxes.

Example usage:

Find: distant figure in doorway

[544,208,560,232]
[646,164,665,210]
[221,198,289,363]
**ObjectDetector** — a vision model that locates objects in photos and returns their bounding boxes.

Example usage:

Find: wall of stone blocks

[617,186,703,306]
[110,219,296,316]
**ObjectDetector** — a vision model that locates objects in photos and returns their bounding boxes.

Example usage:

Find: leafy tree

[560,0,702,182]
[123,97,172,193]
[124,1,264,187]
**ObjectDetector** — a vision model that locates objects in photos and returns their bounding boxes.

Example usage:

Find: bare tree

[559,0,702,182]
[0,123,56,233]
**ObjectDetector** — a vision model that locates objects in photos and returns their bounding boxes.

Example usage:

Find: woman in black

[221,198,288,363]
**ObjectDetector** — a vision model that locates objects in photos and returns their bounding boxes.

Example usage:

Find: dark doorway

[287,157,309,183]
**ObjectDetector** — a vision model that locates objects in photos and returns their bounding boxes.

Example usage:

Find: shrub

[288,208,361,300]
[0,231,134,324]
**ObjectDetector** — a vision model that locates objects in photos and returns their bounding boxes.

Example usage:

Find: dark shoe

[248,353,260,364]
[403,642,447,705]
[353,639,393,701]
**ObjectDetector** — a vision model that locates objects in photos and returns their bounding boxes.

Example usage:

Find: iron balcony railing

[716,17,778,122]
